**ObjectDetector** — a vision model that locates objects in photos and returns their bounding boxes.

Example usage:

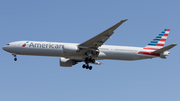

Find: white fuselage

[3,41,159,61]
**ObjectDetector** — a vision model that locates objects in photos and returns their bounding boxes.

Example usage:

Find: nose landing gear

[12,53,17,61]
[14,58,17,61]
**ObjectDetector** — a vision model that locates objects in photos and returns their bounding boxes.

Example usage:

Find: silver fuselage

[3,41,165,61]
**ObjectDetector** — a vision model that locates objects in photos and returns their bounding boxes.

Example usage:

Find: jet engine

[63,44,79,53]
[60,57,77,67]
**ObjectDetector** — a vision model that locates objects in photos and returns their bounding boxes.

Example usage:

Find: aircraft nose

[2,44,11,52]
[2,43,11,51]
[2,43,15,53]
[2,45,7,51]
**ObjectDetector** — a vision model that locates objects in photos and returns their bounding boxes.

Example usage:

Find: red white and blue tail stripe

[144,29,170,50]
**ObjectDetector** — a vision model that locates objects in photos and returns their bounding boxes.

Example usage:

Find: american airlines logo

[22,41,29,47]
[27,42,63,49]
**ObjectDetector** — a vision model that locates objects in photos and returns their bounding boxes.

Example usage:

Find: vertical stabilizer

[144,29,170,50]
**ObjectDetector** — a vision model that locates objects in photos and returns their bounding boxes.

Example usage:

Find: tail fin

[144,29,170,50]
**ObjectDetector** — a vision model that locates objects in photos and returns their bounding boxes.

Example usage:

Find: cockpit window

[6,44,10,45]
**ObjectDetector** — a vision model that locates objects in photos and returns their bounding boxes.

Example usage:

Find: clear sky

[0,0,180,101]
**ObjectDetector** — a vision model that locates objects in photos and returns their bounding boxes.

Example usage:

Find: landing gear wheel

[82,64,93,70]
[82,64,86,68]
[86,65,89,69]
[83,57,94,70]
[89,66,92,70]
[14,58,17,61]
[12,53,17,61]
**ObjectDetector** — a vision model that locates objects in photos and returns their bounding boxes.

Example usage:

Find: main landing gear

[82,64,92,70]
[12,53,17,61]
[82,57,95,70]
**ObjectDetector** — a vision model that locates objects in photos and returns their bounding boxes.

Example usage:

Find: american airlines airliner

[2,19,177,70]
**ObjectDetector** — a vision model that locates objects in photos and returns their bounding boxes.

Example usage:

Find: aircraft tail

[144,29,170,50]
[138,29,177,58]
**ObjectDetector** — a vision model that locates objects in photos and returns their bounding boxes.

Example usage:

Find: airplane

[2,19,177,70]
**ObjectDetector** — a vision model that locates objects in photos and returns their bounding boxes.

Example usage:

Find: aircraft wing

[78,19,128,49]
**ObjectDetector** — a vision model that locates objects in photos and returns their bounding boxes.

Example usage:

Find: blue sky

[0,0,180,101]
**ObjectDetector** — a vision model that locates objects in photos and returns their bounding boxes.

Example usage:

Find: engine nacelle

[60,57,77,67]
[63,44,79,54]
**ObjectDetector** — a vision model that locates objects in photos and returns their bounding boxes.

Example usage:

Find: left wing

[78,19,128,49]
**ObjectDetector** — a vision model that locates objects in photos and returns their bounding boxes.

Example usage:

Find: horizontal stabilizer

[152,44,177,53]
